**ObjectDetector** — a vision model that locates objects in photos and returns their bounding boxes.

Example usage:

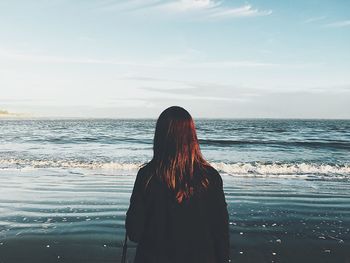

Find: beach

[0,119,349,262]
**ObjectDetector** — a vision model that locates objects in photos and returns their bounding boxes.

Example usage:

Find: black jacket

[125,164,230,263]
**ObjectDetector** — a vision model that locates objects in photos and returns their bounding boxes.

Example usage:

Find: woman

[125,106,230,263]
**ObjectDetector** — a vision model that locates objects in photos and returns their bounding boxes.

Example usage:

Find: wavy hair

[146,106,211,203]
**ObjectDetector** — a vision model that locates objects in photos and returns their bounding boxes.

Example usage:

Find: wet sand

[0,168,349,263]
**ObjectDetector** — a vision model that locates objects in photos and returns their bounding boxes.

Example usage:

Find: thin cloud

[94,0,162,12]
[207,4,272,19]
[0,48,282,69]
[152,1,272,19]
[0,47,322,70]
[155,0,221,12]
[99,0,272,19]
[324,20,350,28]
[302,16,326,24]
[139,89,243,102]
[137,79,262,103]
[105,98,155,108]
[0,48,161,67]
[132,77,350,96]
[187,60,279,68]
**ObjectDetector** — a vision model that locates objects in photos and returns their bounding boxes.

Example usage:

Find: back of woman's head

[150,106,211,203]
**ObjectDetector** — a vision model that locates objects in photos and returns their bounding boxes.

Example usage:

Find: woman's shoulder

[133,162,153,186]
[202,164,223,188]
[136,162,153,178]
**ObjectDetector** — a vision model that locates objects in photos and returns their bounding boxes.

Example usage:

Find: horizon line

[1,116,349,121]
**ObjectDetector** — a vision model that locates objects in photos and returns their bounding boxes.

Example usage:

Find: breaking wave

[0,159,349,178]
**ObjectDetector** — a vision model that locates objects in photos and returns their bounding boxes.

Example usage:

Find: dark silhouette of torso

[126,164,230,263]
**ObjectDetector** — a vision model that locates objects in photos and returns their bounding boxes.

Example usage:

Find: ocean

[0,119,349,262]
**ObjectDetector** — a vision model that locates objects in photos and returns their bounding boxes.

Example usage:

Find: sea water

[0,119,349,262]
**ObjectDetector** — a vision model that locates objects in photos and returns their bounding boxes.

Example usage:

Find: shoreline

[0,170,349,263]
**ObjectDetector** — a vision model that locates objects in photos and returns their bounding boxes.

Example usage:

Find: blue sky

[0,0,349,118]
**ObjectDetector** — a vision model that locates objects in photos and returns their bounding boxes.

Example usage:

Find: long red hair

[146,106,211,203]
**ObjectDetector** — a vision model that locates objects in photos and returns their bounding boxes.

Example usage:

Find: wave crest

[211,162,350,177]
[0,159,349,178]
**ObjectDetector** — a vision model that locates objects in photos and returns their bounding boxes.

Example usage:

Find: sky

[0,0,349,119]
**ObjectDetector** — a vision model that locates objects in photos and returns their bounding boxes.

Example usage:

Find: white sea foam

[0,159,142,170]
[0,159,349,178]
[210,162,350,177]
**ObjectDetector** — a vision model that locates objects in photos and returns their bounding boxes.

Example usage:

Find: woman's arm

[125,167,147,243]
[210,170,230,262]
